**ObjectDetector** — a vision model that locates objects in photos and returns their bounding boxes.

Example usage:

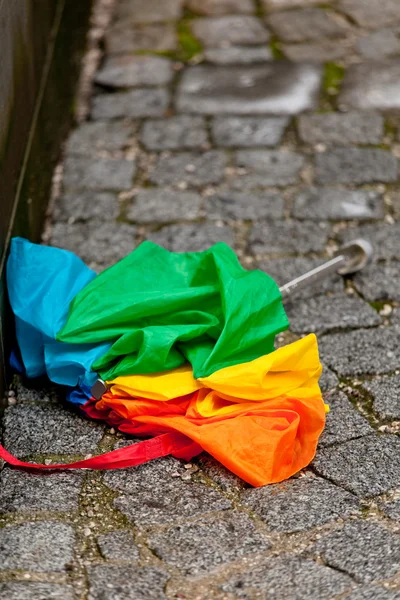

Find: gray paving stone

[197,454,247,493]
[308,521,400,583]
[361,375,400,420]
[242,475,361,533]
[87,564,169,600]
[356,29,400,60]
[259,257,344,299]
[116,0,182,23]
[127,188,202,223]
[0,469,84,512]
[95,55,173,88]
[339,60,400,111]
[0,583,75,600]
[380,498,400,521]
[114,483,231,527]
[319,365,339,392]
[91,89,169,120]
[140,116,208,151]
[315,148,398,185]
[97,530,140,562]
[237,151,290,179]
[146,223,234,251]
[319,390,373,447]
[191,16,270,47]
[313,434,400,497]
[392,308,400,324]
[282,40,348,63]
[319,327,400,377]
[221,555,354,600]
[249,220,329,255]
[0,522,75,572]
[286,293,381,334]
[187,0,254,15]
[338,0,400,29]
[147,512,270,575]
[50,221,136,271]
[149,151,227,187]
[54,191,119,222]
[391,189,400,214]
[212,116,289,148]
[298,112,384,146]
[293,188,384,221]
[338,223,400,262]
[206,189,284,220]
[65,120,132,156]
[176,63,322,115]
[106,23,177,54]
[235,149,305,187]
[63,155,136,190]
[104,456,183,495]
[268,8,346,43]
[205,46,273,64]
[104,455,231,526]
[12,379,60,404]
[344,586,400,600]
[3,404,104,457]
[353,262,400,302]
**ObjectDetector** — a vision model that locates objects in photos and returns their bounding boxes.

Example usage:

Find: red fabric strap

[0,432,192,471]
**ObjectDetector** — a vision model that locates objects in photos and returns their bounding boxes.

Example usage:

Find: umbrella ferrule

[91,379,110,400]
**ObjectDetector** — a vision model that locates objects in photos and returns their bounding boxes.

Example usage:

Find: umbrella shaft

[279,254,346,299]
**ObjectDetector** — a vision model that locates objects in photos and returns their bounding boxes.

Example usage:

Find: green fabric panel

[57,241,289,379]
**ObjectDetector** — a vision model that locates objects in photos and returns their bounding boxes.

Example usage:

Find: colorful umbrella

[1,236,371,486]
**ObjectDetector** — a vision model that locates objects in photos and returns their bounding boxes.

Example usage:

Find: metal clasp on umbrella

[91,239,373,400]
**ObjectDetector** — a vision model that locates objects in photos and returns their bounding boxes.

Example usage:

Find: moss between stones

[322,62,345,96]
[136,20,203,63]
[340,379,379,427]
[177,21,203,62]
[254,0,265,18]
[270,37,285,60]
[369,300,390,313]
[384,118,397,138]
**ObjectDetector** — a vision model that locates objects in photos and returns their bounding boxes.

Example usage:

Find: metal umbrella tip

[279,238,373,299]
[334,239,373,275]
[91,379,109,400]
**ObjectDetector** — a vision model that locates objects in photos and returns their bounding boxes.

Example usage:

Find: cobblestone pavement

[3,0,400,598]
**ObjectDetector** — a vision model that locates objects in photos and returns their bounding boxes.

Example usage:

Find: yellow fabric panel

[108,334,323,418]
[199,334,321,397]
[196,335,322,417]
[109,364,202,400]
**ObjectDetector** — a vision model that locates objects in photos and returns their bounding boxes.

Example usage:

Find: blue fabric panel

[7,237,110,390]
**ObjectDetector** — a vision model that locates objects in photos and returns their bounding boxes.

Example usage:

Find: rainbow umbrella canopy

[5,236,326,486]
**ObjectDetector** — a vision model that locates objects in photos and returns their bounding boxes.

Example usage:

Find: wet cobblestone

[4,0,400,596]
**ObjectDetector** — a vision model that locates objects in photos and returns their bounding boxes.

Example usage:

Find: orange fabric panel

[88,388,325,487]
[91,336,326,486]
